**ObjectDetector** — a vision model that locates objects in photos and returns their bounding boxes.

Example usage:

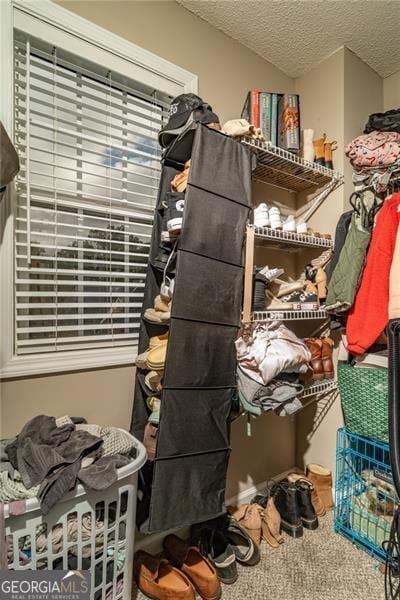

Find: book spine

[271,94,278,146]
[259,93,267,139]
[241,92,251,122]
[265,93,272,142]
[251,89,260,128]
[278,94,300,152]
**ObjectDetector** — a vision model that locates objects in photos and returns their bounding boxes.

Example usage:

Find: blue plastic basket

[334,427,396,562]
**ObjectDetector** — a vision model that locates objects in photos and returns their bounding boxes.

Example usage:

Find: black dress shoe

[274,482,303,538]
[295,480,319,530]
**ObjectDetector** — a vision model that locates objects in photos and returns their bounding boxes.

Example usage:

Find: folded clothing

[237,366,303,417]
[236,321,311,386]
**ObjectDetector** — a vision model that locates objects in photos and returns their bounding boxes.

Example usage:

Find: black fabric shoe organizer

[130,124,252,533]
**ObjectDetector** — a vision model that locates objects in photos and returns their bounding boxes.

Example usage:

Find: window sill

[0,346,138,379]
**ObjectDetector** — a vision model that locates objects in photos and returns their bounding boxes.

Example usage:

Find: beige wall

[294,49,346,476]
[343,47,383,201]
[294,48,383,476]
[2,0,296,497]
[1,366,135,437]
[384,71,400,110]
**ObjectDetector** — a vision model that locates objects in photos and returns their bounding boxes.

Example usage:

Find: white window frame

[0,0,197,378]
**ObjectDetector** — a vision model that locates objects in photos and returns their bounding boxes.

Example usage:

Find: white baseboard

[135,466,300,553]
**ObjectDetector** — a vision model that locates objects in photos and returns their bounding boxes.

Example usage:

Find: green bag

[338,362,388,443]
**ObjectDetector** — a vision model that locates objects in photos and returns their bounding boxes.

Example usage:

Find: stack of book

[242,89,300,154]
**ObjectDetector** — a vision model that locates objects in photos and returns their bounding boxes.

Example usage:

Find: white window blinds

[13,32,170,355]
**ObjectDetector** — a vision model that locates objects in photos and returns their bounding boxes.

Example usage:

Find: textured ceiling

[178,0,400,78]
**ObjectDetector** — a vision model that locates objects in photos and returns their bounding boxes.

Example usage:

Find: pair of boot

[267,479,318,538]
[228,497,283,549]
[312,133,337,169]
[304,337,334,380]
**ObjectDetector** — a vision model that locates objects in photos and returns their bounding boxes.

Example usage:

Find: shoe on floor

[252,488,284,548]
[253,203,270,228]
[134,550,195,600]
[306,464,334,510]
[273,482,303,538]
[225,517,261,565]
[191,524,237,585]
[163,534,222,600]
[222,514,260,565]
[287,473,326,517]
[227,503,262,547]
[293,479,319,530]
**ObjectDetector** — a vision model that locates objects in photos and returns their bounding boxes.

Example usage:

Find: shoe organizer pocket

[189,125,252,206]
[163,319,237,388]
[171,251,243,326]
[155,165,182,210]
[156,388,234,458]
[130,377,150,442]
[149,449,230,532]
[180,187,249,266]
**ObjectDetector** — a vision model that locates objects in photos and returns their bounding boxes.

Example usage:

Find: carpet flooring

[133,512,385,600]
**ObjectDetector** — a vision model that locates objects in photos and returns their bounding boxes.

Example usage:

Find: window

[0,0,197,376]
[14,34,164,355]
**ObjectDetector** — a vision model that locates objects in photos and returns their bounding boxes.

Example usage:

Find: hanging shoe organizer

[131,124,252,533]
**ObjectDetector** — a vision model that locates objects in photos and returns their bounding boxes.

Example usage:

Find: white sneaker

[259,266,285,282]
[296,220,308,235]
[282,215,296,233]
[268,206,282,230]
[253,203,270,228]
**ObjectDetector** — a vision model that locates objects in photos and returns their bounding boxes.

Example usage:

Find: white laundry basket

[4,431,146,600]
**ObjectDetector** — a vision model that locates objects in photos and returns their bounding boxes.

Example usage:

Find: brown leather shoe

[321,337,334,379]
[304,338,324,380]
[287,473,326,517]
[306,464,334,511]
[163,535,221,600]
[134,550,195,600]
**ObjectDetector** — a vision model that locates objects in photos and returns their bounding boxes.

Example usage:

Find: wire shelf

[241,138,343,192]
[300,379,337,399]
[253,225,333,249]
[252,309,329,321]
